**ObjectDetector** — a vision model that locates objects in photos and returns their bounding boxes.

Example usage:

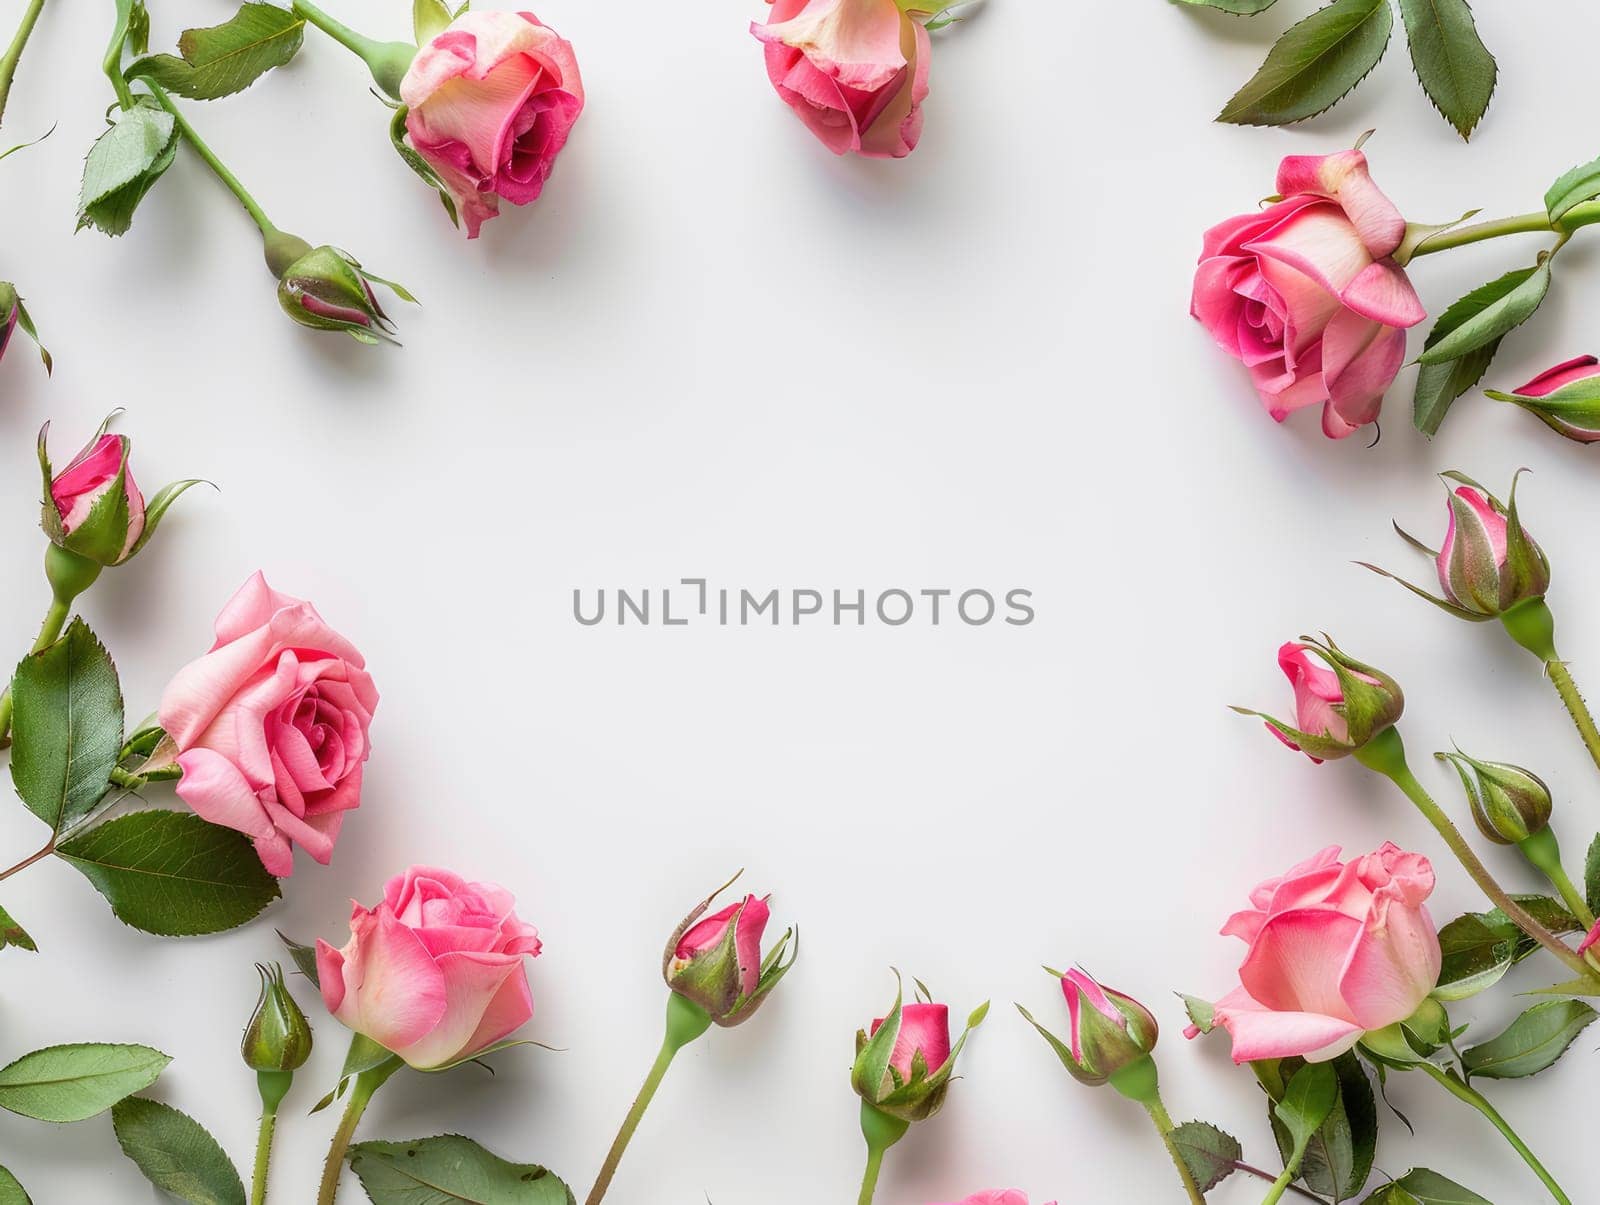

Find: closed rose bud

[1435,477,1549,618]
[851,978,986,1125]
[273,243,414,345]
[1018,969,1158,1098]
[1236,638,1404,763]
[752,0,930,160]
[664,878,796,1028]
[243,962,313,1088]
[1438,750,1552,845]
[400,11,583,239]
[1487,356,1600,443]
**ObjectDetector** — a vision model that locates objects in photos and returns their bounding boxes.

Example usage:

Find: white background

[2,1,1600,1201]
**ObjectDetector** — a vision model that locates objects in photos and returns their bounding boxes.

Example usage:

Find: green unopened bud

[242,963,313,1079]
[1438,750,1552,845]
[274,244,415,346]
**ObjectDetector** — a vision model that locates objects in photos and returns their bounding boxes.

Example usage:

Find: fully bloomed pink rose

[1193,149,1426,439]
[49,432,145,565]
[158,573,377,876]
[400,10,584,239]
[317,866,542,1069]
[752,0,930,159]
[1200,844,1441,1063]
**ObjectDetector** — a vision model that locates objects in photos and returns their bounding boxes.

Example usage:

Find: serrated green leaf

[1267,1053,1376,1201]
[112,1097,245,1205]
[0,1043,169,1122]
[56,810,281,936]
[1545,156,1600,225]
[1275,1062,1339,1159]
[1167,1121,1242,1194]
[1412,340,1499,436]
[1432,912,1517,1000]
[1218,0,1393,127]
[126,3,305,101]
[1398,0,1496,139]
[1419,262,1551,365]
[1460,998,1596,1079]
[77,99,178,237]
[0,902,37,953]
[0,1165,29,1204]
[1175,0,1282,11]
[1363,1168,1493,1203]
[10,619,123,835]
[1585,833,1600,918]
[413,0,453,43]
[347,1135,575,1204]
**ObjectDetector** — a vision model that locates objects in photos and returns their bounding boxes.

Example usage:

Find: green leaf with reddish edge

[1398,0,1497,139]
[55,811,280,936]
[1167,1121,1242,1194]
[0,903,36,953]
[1218,0,1393,127]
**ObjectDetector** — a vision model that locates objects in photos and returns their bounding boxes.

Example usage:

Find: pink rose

[158,572,378,876]
[1199,844,1440,1063]
[871,1001,950,1079]
[1488,355,1600,443]
[1435,483,1549,616]
[752,0,930,159]
[936,1194,1056,1205]
[1259,640,1404,763]
[1192,149,1426,439]
[400,10,584,239]
[317,866,542,1069]
[48,431,145,565]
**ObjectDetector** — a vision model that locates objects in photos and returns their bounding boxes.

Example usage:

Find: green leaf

[126,3,305,101]
[1585,833,1600,918]
[0,1165,29,1205]
[1174,0,1282,11]
[1397,0,1496,139]
[1546,156,1600,225]
[278,929,321,987]
[1412,341,1499,436]
[1432,912,1517,999]
[55,810,281,937]
[10,618,123,835]
[77,98,179,237]
[1167,1121,1242,1194]
[413,0,453,43]
[1267,1053,1376,1201]
[1274,1061,1340,1163]
[347,1135,575,1204]
[1460,998,1597,1079]
[1419,262,1552,365]
[1218,0,1393,127]
[0,1043,169,1122]
[0,902,37,953]
[1363,1168,1492,1203]
[112,1097,245,1205]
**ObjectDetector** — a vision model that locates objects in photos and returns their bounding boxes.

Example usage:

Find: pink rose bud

[937,1194,1057,1205]
[268,239,414,345]
[400,10,584,239]
[852,978,987,1124]
[0,281,49,375]
[1192,147,1426,439]
[1188,844,1441,1063]
[158,572,378,877]
[664,877,796,1027]
[316,866,542,1070]
[1487,356,1600,443]
[1434,479,1550,618]
[1237,638,1404,763]
[752,0,930,159]
[1018,969,1158,1099]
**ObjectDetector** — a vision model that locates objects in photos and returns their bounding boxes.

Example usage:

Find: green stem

[1519,829,1596,929]
[585,993,712,1205]
[0,0,48,126]
[1545,660,1600,778]
[1409,200,1600,257]
[103,0,135,108]
[0,841,52,882]
[251,1106,277,1205]
[1356,729,1593,979]
[144,84,279,238]
[109,768,146,791]
[1499,601,1600,779]
[857,1145,885,1205]
[0,594,74,744]
[1417,1062,1571,1204]
[289,0,413,99]
[314,1060,400,1205]
[1261,1162,1301,1205]
[1145,1097,1206,1205]
[855,1102,910,1205]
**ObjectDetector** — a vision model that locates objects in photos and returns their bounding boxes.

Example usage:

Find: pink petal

[1514,355,1600,398]
[395,951,530,1068]
[1213,985,1365,1063]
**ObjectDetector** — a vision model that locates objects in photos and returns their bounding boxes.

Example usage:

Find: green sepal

[413,0,453,44]
[312,1032,403,1114]
[1356,561,1487,622]
[389,105,459,228]
[129,478,208,557]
